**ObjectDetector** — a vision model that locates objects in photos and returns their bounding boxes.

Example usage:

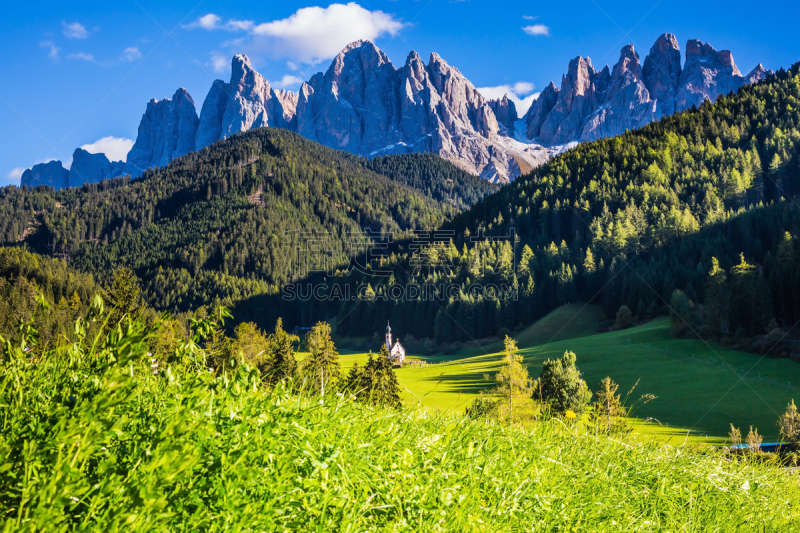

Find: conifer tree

[342,362,362,397]
[746,426,763,454]
[493,336,537,423]
[232,322,270,368]
[266,318,298,384]
[730,254,757,333]
[729,424,742,446]
[106,266,142,325]
[361,346,402,408]
[303,321,340,396]
[591,377,627,433]
[518,245,534,277]
[779,400,800,445]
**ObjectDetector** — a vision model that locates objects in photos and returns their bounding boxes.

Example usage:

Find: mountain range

[20,33,770,189]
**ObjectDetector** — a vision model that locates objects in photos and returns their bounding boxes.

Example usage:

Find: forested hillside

[0,247,101,347]
[312,63,800,351]
[0,129,493,312]
[360,153,498,208]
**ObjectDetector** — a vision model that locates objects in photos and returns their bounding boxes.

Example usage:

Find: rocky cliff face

[20,35,771,187]
[196,55,294,150]
[126,88,199,177]
[533,43,659,145]
[675,39,746,111]
[293,41,544,182]
[295,41,400,155]
[524,82,558,139]
[195,80,230,150]
[21,160,70,190]
[642,33,682,116]
[538,56,599,144]
[69,148,126,186]
[522,33,771,146]
[487,95,518,133]
[579,44,659,142]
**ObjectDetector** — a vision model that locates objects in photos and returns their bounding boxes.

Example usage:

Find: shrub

[614,305,633,330]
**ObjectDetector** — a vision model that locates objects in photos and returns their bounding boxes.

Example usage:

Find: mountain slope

[522,34,770,145]
[4,129,494,312]
[288,63,800,346]
[20,35,767,188]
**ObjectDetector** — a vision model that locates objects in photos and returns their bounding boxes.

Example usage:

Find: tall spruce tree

[591,377,627,433]
[106,266,142,326]
[360,346,402,408]
[493,336,537,424]
[303,321,340,396]
[266,318,298,384]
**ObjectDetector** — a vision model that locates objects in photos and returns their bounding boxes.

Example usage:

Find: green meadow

[335,304,800,444]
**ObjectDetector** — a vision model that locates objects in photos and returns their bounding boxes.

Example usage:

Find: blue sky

[2,0,799,186]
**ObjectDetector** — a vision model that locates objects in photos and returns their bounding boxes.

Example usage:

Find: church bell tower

[385,321,392,351]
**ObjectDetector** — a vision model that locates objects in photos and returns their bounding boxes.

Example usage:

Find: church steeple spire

[385,321,392,351]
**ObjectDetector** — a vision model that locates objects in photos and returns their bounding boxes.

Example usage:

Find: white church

[385,321,406,364]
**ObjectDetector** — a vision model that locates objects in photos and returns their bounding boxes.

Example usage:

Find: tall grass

[1,306,799,531]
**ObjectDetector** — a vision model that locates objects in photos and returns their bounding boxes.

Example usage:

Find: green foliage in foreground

[2,308,800,530]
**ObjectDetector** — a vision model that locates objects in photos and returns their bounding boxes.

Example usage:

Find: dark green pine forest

[329,62,800,356]
[0,129,495,313]
[4,63,800,358]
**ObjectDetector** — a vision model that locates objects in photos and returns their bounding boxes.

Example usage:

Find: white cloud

[251,3,405,65]
[512,81,535,94]
[523,15,539,21]
[209,52,229,73]
[476,83,539,115]
[184,14,254,31]
[7,167,26,180]
[226,19,255,31]
[80,136,135,162]
[522,24,550,36]
[63,21,89,39]
[184,14,221,30]
[271,75,304,89]
[40,41,59,60]
[67,52,95,62]
[122,47,141,61]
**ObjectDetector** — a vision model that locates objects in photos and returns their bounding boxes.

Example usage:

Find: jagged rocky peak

[196,79,230,150]
[579,44,659,142]
[126,88,199,177]
[196,54,297,151]
[614,44,642,76]
[221,54,287,138]
[69,148,126,186]
[685,39,740,74]
[329,40,391,81]
[538,55,597,145]
[676,39,746,111]
[295,39,400,154]
[523,33,769,148]
[402,50,428,87]
[745,63,771,84]
[524,81,559,139]
[643,33,682,116]
[487,95,518,132]
[21,160,70,190]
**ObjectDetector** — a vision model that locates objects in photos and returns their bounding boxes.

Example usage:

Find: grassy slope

[335,305,800,443]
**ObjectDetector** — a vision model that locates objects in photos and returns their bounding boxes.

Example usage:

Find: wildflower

[565,410,577,420]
